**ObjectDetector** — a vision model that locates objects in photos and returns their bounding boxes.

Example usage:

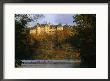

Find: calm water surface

[21,63,81,68]
[18,60,89,68]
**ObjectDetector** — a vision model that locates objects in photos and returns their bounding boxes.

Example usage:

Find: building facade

[30,24,64,35]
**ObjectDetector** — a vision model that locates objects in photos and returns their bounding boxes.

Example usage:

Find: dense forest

[15,14,96,67]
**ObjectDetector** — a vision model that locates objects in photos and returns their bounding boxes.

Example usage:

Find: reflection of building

[30,23,63,35]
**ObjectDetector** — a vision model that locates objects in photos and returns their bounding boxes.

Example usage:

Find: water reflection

[17,60,89,68]
[21,63,81,68]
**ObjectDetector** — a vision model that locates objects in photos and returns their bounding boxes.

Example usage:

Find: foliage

[15,14,43,60]
[71,14,96,67]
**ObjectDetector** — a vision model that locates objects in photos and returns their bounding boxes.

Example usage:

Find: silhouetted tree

[70,14,96,67]
[15,14,44,60]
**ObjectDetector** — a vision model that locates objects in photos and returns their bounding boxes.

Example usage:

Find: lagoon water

[21,63,80,68]
[20,60,81,68]
[17,59,89,68]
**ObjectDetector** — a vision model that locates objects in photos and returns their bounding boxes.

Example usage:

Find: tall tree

[71,14,96,67]
[15,14,44,60]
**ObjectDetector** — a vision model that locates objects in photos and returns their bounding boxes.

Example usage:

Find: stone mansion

[29,23,64,35]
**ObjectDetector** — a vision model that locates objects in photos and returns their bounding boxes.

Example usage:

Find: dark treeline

[70,14,96,67]
[15,14,33,60]
[15,14,43,60]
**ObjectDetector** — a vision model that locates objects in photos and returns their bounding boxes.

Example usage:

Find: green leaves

[72,14,96,67]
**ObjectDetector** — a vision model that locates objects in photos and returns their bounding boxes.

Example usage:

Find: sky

[28,14,75,27]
